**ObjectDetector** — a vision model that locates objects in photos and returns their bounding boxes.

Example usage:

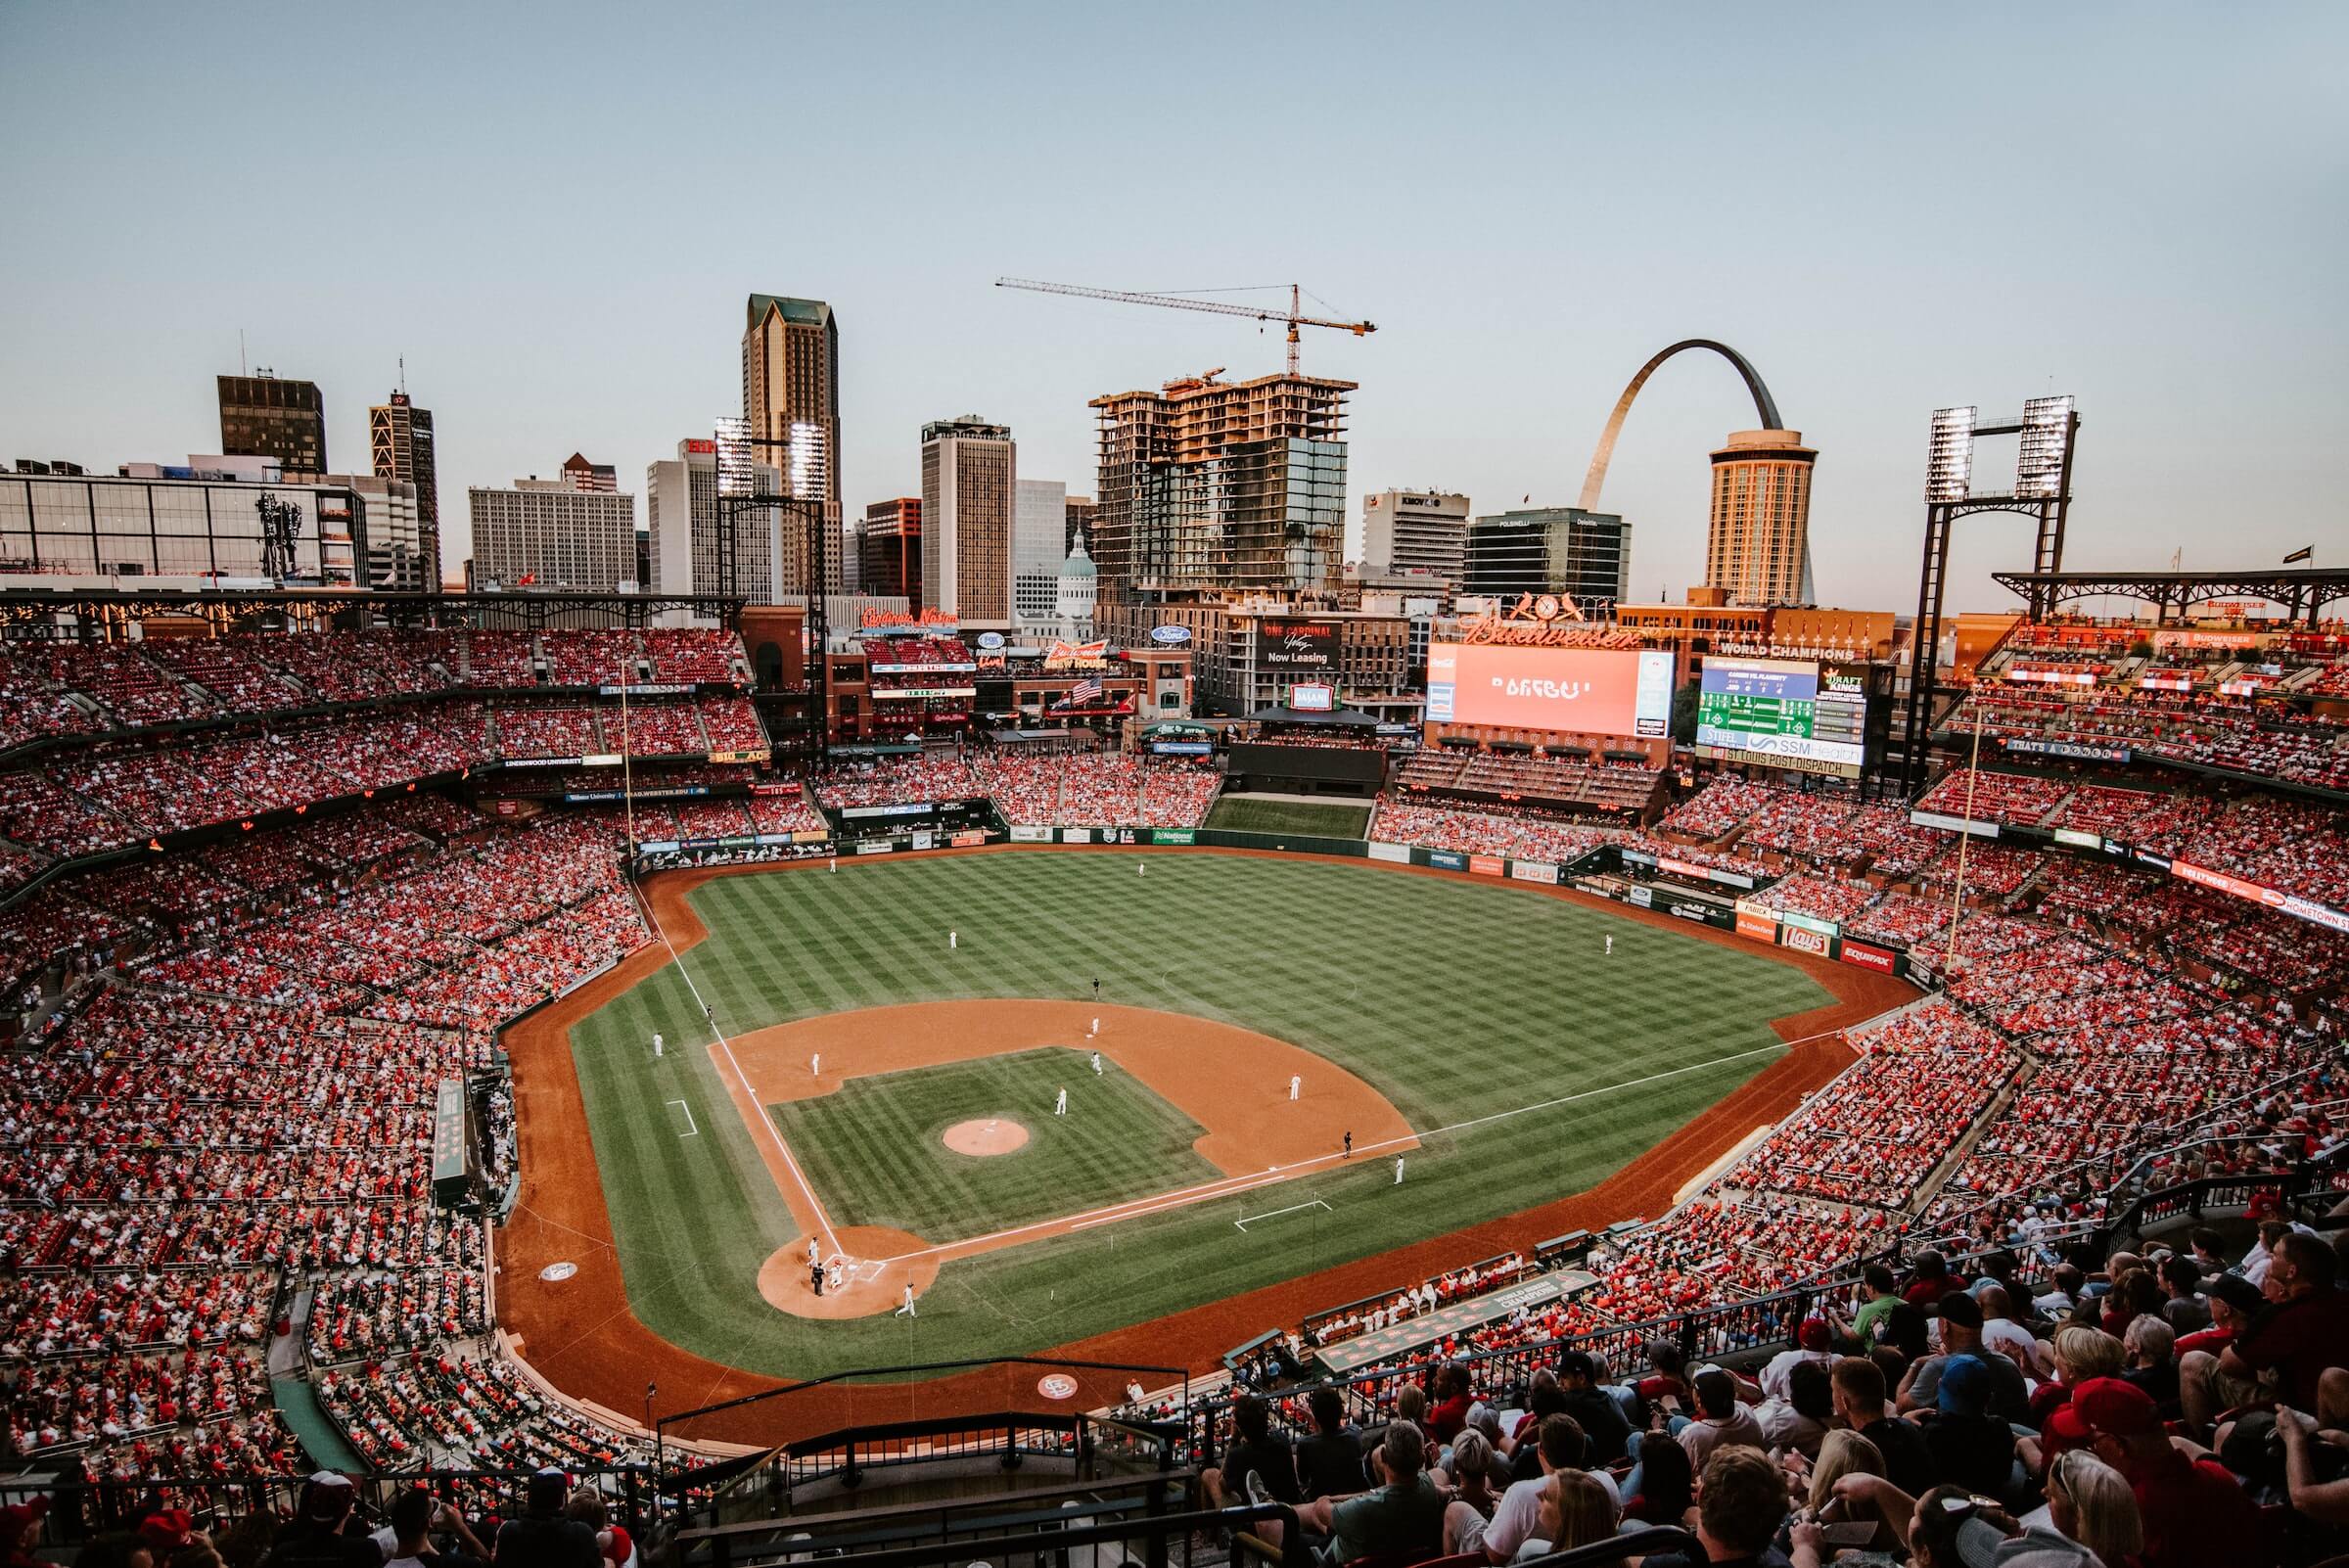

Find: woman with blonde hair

[2021,1325,2126,1475]
[2046,1448,2144,1568]
[1528,1469,1617,1558]
[1795,1429,1895,1556]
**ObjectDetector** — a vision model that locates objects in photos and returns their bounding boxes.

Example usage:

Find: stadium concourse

[0,619,2347,1567]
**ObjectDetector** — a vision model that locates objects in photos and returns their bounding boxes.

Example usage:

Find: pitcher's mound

[943,1118,1030,1156]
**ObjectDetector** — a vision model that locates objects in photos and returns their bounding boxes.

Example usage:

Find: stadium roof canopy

[1990,566,2349,624]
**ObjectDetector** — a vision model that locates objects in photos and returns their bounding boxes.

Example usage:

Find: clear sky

[2,2,2342,612]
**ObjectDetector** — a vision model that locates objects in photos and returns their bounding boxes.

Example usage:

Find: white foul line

[642,895,841,1260]
[871,1038,1797,1265]
[667,1098,698,1136]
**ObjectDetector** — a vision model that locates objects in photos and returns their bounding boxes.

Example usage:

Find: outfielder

[949,930,958,949]
[1394,1155,1406,1185]
[1605,935,1614,956]
[1090,1050,1103,1076]
[1054,1086,1069,1116]
[651,1032,664,1059]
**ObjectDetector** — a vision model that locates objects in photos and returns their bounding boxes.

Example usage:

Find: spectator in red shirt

[1426,1362,1473,1445]
[2175,1271,2264,1360]
[1903,1250,1967,1309]
[2218,1232,2349,1414]
[2075,1376,2260,1568]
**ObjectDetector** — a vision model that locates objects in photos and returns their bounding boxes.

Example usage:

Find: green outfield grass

[562,851,1831,1377]
[1202,795,1373,838]
[768,1048,1220,1242]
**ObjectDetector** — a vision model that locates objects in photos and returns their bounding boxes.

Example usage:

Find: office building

[1090,371,1353,601]
[561,451,618,492]
[1013,478,1067,623]
[467,476,636,594]
[742,294,843,592]
[1463,506,1633,615]
[1706,429,1817,606]
[1065,493,1096,557]
[920,416,1014,624]
[1360,489,1469,582]
[218,372,327,475]
[369,390,439,589]
[646,438,782,611]
[2,459,396,588]
[858,498,922,607]
[1095,599,1414,719]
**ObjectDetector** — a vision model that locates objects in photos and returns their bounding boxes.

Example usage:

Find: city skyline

[2,4,2341,613]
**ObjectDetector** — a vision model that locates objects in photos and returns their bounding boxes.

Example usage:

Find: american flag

[1067,676,1104,706]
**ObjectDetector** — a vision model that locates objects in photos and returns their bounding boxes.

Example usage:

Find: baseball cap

[303,1472,355,1520]
[1797,1316,1832,1352]
[2205,1272,2264,1315]
[2071,1376,2159,1438]
[138,1510,197,1552]
[1954,1520,2105,1567]
[1937,1354,1992,1416]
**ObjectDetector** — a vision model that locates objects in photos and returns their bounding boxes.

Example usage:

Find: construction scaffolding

[1089,372,1355,602]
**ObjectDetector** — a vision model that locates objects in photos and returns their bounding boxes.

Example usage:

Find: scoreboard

[1695,657,1869,776]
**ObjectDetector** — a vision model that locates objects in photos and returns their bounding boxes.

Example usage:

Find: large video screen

[1695,656,1867,773]
[1425,644,1674,738]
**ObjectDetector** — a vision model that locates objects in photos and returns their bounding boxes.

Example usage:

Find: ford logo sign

[1149,624,1191,645]
[976,631,1006,649]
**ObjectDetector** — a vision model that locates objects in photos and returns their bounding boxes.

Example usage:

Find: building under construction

[1089,371,1354,603]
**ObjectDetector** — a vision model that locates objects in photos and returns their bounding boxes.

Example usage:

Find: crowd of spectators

[967,752,1218,828]
[1372,799,1629,863]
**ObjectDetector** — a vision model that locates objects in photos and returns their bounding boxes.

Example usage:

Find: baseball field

[504,849,1872,1397]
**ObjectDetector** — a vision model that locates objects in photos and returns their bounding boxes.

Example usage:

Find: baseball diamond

[497,847,1898,1421]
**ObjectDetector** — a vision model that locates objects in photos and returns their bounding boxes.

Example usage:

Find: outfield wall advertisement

[1424,643,1674,737]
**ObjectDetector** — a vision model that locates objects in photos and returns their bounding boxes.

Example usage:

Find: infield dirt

[497,845,1910,1445]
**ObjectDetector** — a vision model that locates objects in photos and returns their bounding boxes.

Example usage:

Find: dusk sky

[3,2,2342,611]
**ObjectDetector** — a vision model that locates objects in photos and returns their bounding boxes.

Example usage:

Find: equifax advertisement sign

[1841,940,1897,973]
[1424,643,1674,737]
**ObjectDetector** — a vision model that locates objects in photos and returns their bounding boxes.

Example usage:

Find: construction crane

[994,277,1374,376]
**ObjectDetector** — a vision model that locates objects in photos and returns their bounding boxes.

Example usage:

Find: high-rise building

[1360,489,1469,582]
[646,438,781,610]
[920,416,1014,624]
[560,451,618,492]
[1090,371,1353,602]
[742,294,843,592]
[1013,478,1067,623]
[218,372,326,475]
[369,391,439,589]
[858,498,922,608]
[1706,429,1817,606]
[5,460,396,588]
[467,476,636,594]
[1064,493,1096,558]
[1463,506,1633,614]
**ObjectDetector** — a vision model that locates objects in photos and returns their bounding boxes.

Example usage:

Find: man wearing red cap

[2073,1375,2259,1568]
[1,1498,52,1568]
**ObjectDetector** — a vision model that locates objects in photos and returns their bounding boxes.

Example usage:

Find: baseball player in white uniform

[1289,1075,1301,1101]
[1054,1086,1069,1117]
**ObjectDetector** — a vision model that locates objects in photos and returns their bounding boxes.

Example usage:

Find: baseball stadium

[3,556,2347,1568]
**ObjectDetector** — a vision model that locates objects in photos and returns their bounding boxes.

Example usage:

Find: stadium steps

[269,1375,366,1474]
[1905,1060,2035,1217]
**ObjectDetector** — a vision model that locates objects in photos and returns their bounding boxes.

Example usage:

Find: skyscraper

[1360,489,1469,582]
[920,417,1014,624]
[646,438,780,607]
[1089,371,1352,602]
[467,476,636,595]
[219,372,326,475]
[1013,478,1067,623]
[1463,506,1633,614]
[1706,429,1817,606]
[560,451,618,491]
[858,497,922,608]
[742,294,843,592]
[369,390,439,589]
